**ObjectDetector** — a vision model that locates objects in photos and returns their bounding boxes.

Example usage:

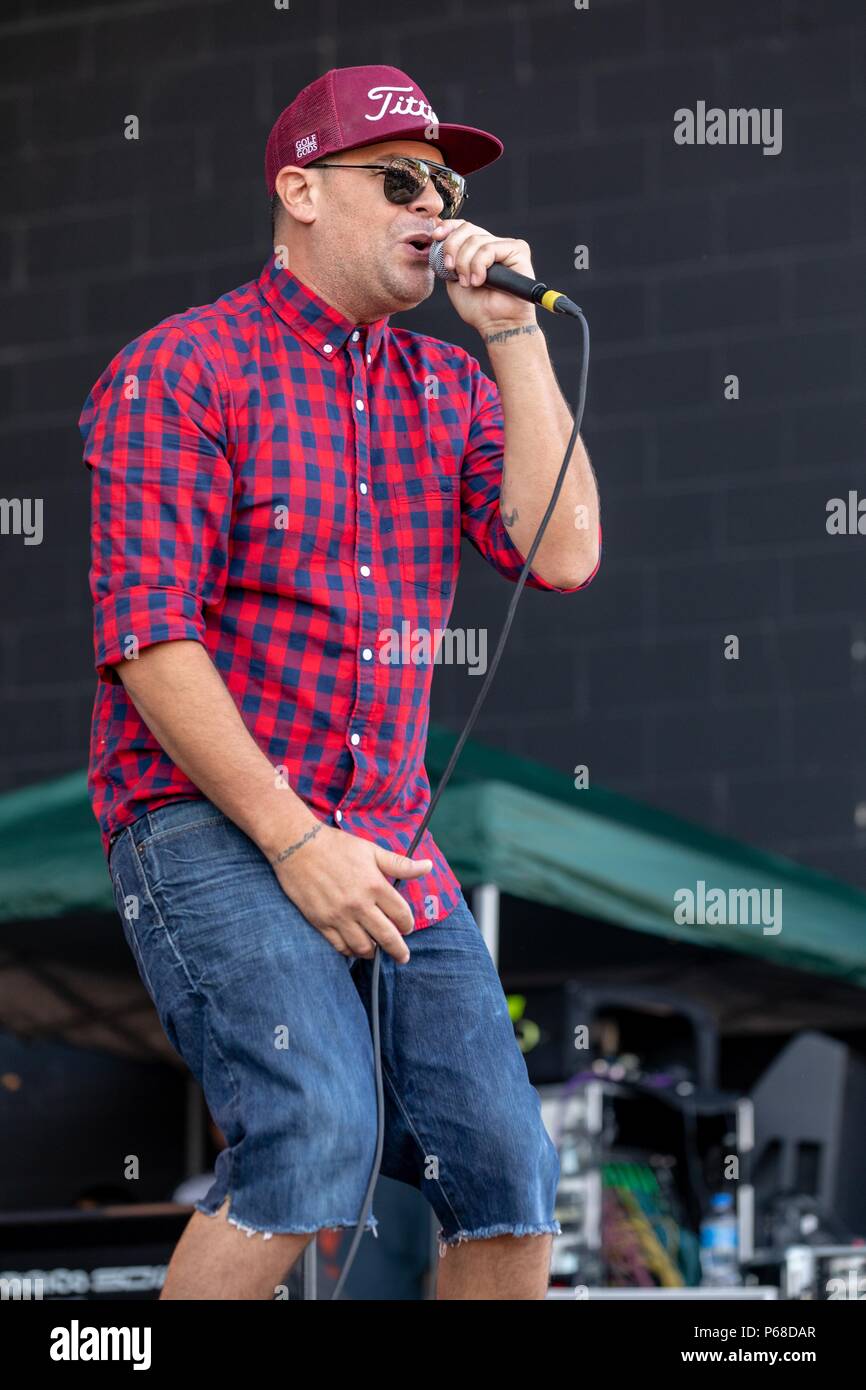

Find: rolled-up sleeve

[460,356,602,593]
[79,326,233,684]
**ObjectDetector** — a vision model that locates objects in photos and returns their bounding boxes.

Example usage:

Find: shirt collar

[257,257,390,363]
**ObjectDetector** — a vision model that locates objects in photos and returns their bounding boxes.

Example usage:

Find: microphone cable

[330,303,591,1299]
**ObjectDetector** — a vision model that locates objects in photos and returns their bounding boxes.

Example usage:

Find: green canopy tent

[1,726,866,1063]
[423,728,866,991]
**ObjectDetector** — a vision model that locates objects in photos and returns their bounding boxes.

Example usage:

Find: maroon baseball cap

[264,64,503,196]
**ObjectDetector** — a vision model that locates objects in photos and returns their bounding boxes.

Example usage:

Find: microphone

[428,239,581,318]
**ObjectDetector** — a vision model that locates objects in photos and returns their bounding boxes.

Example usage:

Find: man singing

[80,65,601,1300]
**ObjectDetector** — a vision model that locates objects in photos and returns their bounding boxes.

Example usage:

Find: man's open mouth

[401,233,433,256]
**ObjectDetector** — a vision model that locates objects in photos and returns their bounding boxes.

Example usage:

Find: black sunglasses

[309,154,467,220]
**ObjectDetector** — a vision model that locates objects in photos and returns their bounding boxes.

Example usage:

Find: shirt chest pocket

[383,471,460,599]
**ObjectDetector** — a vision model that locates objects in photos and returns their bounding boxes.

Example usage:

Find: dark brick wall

[1,0,864,884]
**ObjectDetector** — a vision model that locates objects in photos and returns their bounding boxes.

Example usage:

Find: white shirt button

[334,809,343,823]
[362,648,373,661]
[323,343,333,354]
[360,564,370,577]
[367,353,372,364]
[351,330,360,341]
[359,482,368,494]
[355,399,365,411]
[350,732,360,746]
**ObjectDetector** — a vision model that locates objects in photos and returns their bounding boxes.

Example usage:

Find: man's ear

[274,165,318,226]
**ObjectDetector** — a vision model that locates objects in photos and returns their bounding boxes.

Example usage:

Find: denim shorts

[108,796,561,1252]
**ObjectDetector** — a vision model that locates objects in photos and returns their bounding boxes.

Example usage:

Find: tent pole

[473,882,500,970]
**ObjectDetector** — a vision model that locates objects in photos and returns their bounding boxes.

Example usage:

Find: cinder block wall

[1,0,863,883]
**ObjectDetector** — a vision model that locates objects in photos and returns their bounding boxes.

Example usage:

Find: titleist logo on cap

[295,132,319,159]
[364,84,438,126]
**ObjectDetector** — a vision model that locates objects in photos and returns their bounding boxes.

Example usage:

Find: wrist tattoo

[501,504,518,528]
[272,821,323,865]
[484,323,539,346]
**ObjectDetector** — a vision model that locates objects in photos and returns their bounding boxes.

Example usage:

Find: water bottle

[699,1191,740,1287]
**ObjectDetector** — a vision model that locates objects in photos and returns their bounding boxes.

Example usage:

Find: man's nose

[409,182,445,219]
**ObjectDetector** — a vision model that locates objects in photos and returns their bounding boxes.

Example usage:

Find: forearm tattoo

[271,821,323,865]
[483,323,540,346]
[501,505,518,528]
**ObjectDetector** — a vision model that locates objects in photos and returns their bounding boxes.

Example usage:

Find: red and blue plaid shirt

[80,257,601,929]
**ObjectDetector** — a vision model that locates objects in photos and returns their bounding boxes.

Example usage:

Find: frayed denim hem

[437,1220,561,1257]
[193,1195,379,1241]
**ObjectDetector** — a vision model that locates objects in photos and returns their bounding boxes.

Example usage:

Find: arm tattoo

[483,323,539,346]
[271,821,323,865]
[501,504,518,528]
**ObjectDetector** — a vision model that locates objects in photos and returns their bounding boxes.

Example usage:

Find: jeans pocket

[137,815,274,994]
